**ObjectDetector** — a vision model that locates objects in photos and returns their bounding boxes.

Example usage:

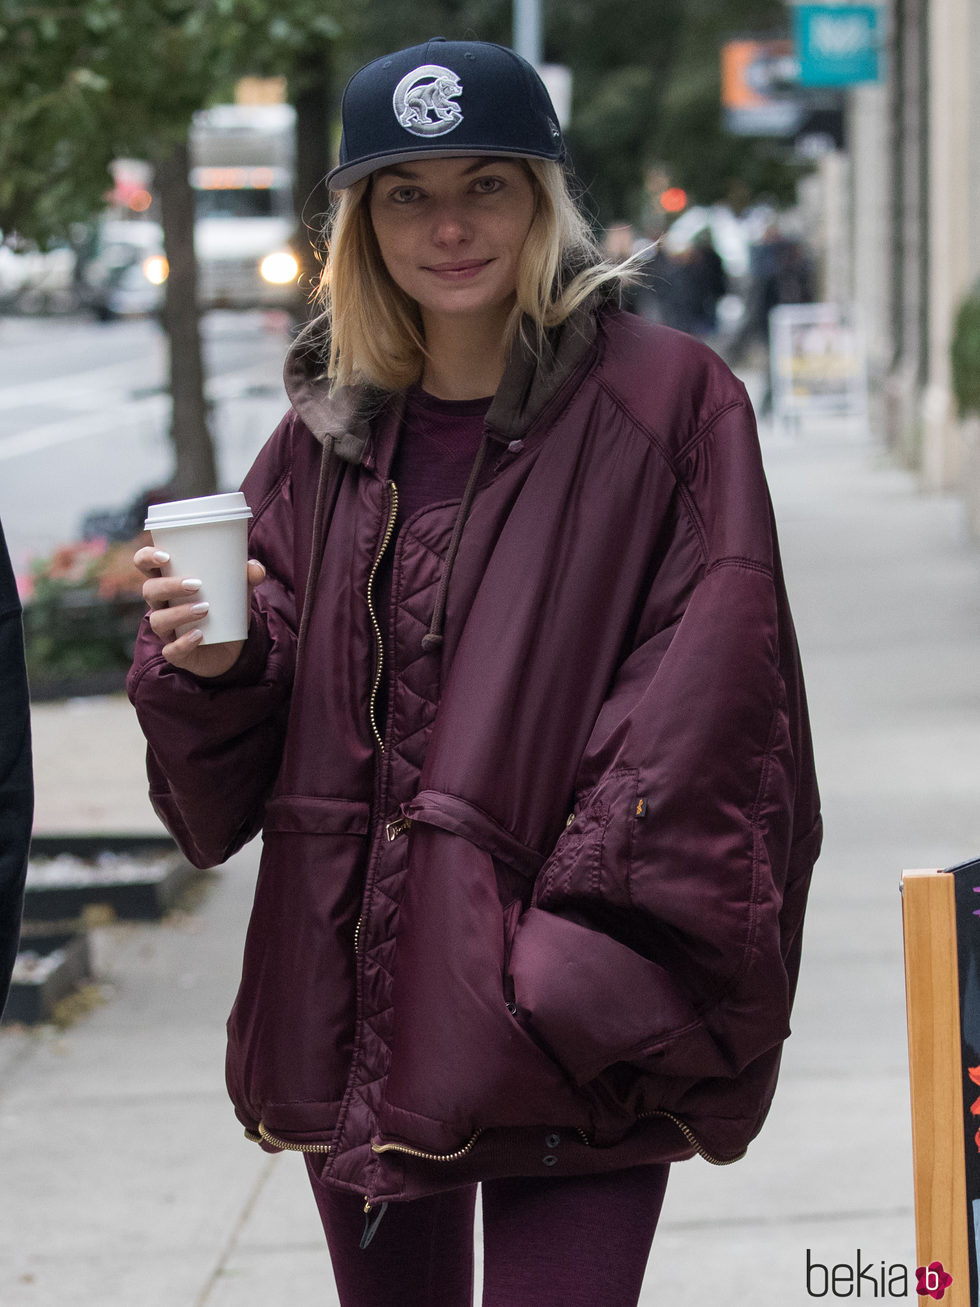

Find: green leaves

[547,0,804,222]
[952,287,980,418]
[0,0,345,245]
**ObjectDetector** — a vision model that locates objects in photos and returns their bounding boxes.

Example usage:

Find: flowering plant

[21,536,147,681]
[19,537,146,603]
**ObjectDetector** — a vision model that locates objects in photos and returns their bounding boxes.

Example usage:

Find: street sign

[792,5,881,87]
[539,63,572,128]
[721,38,806,136]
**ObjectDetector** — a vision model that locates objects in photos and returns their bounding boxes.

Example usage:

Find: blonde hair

[317,159,637,392]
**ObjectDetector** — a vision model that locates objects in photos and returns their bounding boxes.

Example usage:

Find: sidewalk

[4,414,980,1304]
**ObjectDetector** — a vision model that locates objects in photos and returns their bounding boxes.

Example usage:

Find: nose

[430,202,472,247]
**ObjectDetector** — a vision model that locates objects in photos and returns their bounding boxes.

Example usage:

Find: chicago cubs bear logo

[393,64,464,137]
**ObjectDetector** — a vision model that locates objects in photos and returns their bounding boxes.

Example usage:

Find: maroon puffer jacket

[129,303,821,1208]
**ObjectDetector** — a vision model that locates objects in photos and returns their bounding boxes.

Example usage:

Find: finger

[246,558,266,589]
[134,546,171,577]
[160,628,206,666]
[147,599,209,641]
[142,575,204,611]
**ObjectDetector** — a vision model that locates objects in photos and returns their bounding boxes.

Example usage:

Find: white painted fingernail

[189,602,210,615]
[186,629,204,643]
[152,550,170,563]
[181,578,203,592]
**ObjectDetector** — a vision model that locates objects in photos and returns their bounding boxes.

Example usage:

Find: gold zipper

[385,817,412,842]
[641,1110,745,1166]
[250,1122,333,1154]
[366,481,399,752]
[353,914,362,954]
[371,1129,484,1162]
[253,1114,735,1168]
[371,1126,593,1161]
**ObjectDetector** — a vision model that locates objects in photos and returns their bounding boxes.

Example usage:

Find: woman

[0,516,32,1014]
[130,37,821,1306]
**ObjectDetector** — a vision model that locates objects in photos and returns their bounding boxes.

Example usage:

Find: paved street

[3,377,980,1302]
[0,311,291,573]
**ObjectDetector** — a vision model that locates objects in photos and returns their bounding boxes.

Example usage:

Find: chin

[420,290,517,323]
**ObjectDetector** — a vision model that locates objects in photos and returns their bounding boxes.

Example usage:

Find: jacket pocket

[226,794,370,1136]
[508,907,736,1086]
[534,767,639,912]
[263,793,370,836]
[377,816,591,1153]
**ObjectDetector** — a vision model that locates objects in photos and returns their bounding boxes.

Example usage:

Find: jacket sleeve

[0,519,33,1011]
[127,415,302,869]
[508,397,822,1088]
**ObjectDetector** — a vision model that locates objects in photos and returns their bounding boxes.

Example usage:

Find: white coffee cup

[145,492,254,645]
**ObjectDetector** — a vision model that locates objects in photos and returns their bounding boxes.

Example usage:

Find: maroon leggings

[307,1163,670,1307]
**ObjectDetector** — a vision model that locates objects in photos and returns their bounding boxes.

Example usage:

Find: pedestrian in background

[726,221,816,410]
[0,516,33,1013]
[686,226,729,337]
[130,37,821,1307]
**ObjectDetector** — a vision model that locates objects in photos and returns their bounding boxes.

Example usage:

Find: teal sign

[793,5,881,86]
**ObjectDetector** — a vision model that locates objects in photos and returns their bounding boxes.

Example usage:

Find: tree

[648,0,809,214]
[544,0,807,228]
[1,0,811,498]
[543,0,686,224]
[0,0,339,496]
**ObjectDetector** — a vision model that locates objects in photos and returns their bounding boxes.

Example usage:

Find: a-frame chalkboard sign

[903,860,980,1305]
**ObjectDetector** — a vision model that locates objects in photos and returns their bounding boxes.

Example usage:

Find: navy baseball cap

[327,37,565,190]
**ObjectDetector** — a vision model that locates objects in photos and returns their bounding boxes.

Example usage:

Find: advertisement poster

[721,37,805,136]
[769,301,869,426]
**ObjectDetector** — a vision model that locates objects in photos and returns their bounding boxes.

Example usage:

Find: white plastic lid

[145,491,252,531]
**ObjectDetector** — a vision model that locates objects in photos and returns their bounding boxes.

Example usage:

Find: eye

[472,175,504,195]
[387,185,424,204]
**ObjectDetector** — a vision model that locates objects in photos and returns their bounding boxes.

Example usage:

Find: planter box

[24,835,198,923]
[27,667,130,703]
[3,929,92,1025]
[23,590,144,702]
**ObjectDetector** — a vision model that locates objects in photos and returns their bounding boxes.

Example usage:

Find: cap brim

[326,144,562,191]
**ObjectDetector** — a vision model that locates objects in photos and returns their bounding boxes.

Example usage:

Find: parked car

[74,218,166,321]
[0,237,77,314]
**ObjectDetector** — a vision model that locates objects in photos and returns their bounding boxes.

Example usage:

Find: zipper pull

[385,816,412,842]
[360,1199,389,1249]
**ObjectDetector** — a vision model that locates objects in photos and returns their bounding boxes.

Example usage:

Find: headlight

[260,251,299,285]
[142,255,169,286]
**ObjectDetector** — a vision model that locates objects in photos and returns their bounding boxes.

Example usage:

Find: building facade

[845,0,980,515]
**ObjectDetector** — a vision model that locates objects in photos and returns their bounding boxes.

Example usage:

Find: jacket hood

[282,303,601,463]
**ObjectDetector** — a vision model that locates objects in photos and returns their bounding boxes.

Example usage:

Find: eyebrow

[373,158,505,183]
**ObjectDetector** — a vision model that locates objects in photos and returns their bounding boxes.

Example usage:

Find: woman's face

[367,156,537,331]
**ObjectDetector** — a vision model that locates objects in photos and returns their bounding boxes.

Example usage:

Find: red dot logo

[915,1262,953,1299]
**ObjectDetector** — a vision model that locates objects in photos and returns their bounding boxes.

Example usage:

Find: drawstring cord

[420,432,491,652]
[295,440,345,664]
[360,1200,389,1249]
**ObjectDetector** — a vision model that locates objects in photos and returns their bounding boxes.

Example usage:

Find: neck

[419,307,513,400]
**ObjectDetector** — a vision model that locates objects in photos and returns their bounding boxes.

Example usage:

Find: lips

[424,259,493,279]
[427,259,490,271]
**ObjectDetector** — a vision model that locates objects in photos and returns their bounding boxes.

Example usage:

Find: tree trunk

[291,47,333,323]
[155,138,218,497]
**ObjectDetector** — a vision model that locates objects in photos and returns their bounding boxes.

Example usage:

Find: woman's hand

[134,546,266,679]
